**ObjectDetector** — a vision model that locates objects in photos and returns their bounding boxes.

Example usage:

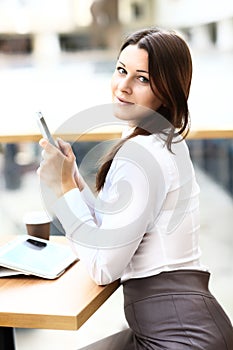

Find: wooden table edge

[0,129,233,143]
[0,279,120,330]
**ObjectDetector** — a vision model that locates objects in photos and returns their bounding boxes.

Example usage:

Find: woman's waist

[122,269,211,305]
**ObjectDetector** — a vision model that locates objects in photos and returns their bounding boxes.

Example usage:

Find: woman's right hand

[37,138,78,197]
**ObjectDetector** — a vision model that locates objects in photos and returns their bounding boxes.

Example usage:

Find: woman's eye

[117,67,126,74]
[138,76,149,83]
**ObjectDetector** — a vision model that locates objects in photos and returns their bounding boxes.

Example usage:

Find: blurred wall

[154,0,233,27]
[0,0,232,58]
[154,0,233,51]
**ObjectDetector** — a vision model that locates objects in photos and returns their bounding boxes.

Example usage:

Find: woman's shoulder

[115,134,173,173]
[116,133,191,170]
[127,134,170,154]
[132,133,190,156]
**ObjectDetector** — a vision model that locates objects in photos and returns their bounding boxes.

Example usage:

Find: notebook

[0,235,78,279]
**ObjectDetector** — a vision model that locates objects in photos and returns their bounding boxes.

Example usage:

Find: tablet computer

[0,235,78,279]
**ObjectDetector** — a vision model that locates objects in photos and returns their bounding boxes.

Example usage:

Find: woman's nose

[118,77,132,94]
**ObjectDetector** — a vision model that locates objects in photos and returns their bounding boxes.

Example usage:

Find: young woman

[38,28,233,349]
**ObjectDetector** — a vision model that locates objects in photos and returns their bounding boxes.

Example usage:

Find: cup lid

[23,210,52,225]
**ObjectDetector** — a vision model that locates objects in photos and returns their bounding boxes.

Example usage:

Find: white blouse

[53,134,206,285]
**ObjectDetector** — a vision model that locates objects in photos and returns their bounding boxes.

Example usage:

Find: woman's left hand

[37,138,77,197]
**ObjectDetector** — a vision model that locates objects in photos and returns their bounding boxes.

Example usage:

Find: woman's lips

[116,97,134,105]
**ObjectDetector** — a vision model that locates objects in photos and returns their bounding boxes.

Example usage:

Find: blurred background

[0,1,232,349]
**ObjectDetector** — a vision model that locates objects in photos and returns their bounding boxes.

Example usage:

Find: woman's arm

[55,141,166,284]
[38,137,166,285]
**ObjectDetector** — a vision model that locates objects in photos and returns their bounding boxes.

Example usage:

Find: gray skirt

[80,270,233,349]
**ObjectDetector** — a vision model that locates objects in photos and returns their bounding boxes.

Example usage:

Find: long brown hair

[96,27,193,192]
